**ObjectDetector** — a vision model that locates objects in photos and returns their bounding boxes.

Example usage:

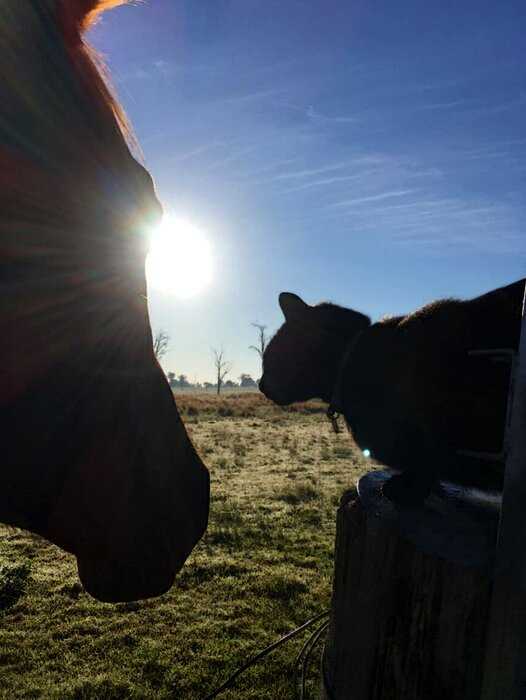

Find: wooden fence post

[321,474,499,700]
[481,284,526,699]
[321,281,526,700]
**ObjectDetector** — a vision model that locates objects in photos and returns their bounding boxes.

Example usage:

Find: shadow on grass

[0,561,31,612]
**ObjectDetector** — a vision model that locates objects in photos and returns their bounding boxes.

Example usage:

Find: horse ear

[279,292,309,321]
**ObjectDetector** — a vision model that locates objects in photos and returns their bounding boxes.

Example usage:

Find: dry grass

[0,393,370,699]
[176,393,327,420]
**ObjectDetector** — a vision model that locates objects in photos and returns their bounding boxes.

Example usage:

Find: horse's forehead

[95,157,155,196]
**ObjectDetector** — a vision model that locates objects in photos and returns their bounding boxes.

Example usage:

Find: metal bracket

[458,348,517,462]
[467,348,516,362]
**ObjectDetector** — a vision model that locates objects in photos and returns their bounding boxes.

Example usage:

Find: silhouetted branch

[153,329,170,360]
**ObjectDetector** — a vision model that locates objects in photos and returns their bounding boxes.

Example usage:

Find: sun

[146,217,213,298]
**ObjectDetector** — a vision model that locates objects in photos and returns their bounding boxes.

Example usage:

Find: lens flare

[146,217,213,298]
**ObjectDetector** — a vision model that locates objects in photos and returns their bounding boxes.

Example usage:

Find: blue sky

[91,0,525,382]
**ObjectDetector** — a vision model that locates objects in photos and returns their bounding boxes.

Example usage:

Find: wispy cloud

[488,92,526,114]
[221,89,282,105]
[331,189,417,208]
[326,191,524,255]
[171,142,224,163]
[245,158,300,177]
[282,172,373,194]
[205,146,258,172]
[268,162,352,182]
[153,59,174,77]
[131,67,151,81]
[365,198,461,214]
[417,77,467,92]
[116,59,176,83]
[417,99,467,111]
[391,227,524,256]
[460,93,526,119]
[306,105,357,125]
[458,147,513,161]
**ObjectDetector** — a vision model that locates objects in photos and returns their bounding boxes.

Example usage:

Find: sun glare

[146,217,213,298]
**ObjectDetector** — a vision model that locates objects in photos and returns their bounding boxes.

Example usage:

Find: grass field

[0,393,370,699]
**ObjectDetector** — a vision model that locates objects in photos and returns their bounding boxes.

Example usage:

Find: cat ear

[279,292,309,321]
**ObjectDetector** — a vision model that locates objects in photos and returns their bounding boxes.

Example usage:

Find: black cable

[201,610,331,700]
[295,619,326,697]
[295,618,331,700]
[301,620,331,700]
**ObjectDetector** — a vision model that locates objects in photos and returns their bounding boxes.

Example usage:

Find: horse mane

[59,0,135,151]
[1,0,136,167]
[79,1,131,31]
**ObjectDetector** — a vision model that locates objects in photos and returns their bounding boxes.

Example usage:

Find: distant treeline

[166,372,258,391]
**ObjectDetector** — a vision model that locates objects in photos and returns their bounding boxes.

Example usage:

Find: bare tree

[153,329,170,360]
[212,347,231,395]
[249,323,269,375]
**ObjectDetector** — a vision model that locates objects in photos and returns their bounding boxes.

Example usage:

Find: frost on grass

[0,393,371,699]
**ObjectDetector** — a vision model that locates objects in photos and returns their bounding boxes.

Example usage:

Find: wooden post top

[356,470,500,573]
